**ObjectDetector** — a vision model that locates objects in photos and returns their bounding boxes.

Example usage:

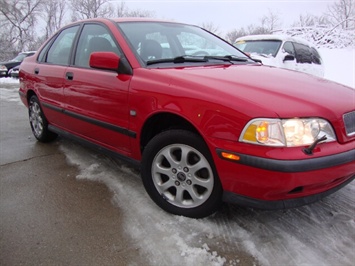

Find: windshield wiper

[203,55,249,63]
[146,56,208,66]
[146,55,250,66]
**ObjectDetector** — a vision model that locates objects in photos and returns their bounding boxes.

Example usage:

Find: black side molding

[216,148,355,173]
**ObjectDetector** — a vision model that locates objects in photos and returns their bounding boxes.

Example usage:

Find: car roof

[235,34,314,47]
[113,17,175,23]
[69,17,193,27]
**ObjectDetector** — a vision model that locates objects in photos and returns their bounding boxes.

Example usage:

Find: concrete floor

[0,99,146,266]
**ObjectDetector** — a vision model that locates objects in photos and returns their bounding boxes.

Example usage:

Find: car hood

[164,64,354,119]
[249,54,278,66]
[0,61,19,67]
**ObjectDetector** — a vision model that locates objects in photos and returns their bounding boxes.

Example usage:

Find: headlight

[240,118,336,147]
[0,65,8,71]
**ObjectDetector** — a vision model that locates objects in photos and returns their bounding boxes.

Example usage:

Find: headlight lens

[0,65,8,71]
[240,118,336,147]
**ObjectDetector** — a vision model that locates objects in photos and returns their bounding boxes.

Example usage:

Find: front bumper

[215,148,355,208]
[223,174,354,209]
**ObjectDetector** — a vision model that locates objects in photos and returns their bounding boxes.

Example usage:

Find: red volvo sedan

[19,18,355,218]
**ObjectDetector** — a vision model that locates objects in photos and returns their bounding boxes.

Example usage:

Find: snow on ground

[58,142,355,266]
[0,78,19,84]
[0,79,23,105]
[320,48,355,88]
[1,48,354,265]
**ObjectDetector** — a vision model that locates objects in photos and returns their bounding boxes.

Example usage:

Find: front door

[63,23,133,156]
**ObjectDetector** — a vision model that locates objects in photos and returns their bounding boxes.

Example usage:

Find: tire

[28,95,57,142]
[141,130,222,218]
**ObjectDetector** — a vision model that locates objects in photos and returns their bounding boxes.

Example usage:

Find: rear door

[63,23,133,155]
[34,25,80,127]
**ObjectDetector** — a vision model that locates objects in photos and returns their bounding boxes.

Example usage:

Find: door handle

[66,72,74,80]
[34,68,39,74]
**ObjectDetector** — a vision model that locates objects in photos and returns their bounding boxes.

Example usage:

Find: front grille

[343,111,355,136]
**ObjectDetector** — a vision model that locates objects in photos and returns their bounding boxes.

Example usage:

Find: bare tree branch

[116,1,153,17]
[42,0,67,39]
[201,21,221,36]
[326,0,355,29]
[70,0,113,20]
[0,0,43,51]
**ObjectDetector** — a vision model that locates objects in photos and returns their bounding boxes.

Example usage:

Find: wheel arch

[140,112,203,154]
[26,90,37,104]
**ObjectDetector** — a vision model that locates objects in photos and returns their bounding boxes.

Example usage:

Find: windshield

[234,40,282,57]
[11,53,27,62]
[118,22,249,65]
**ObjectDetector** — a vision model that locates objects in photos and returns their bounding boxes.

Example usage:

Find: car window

[234,40,282,57]
[11,53,27,62]
[38,41,54,63]
[118,22,247,64]
[140,32,172,59]
[74,23,121,68]
[46,26,79,65]
[311,47,322,65]
[176,32,226,56]
[282,41,295,56]
[293,42,312,64]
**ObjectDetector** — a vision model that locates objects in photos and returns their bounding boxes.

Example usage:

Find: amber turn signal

[221,152,240,161]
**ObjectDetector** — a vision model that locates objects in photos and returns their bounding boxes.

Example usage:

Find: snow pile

[61,145,230,266]
[58,141,355,266]
[320,48,355,88]
[0,77,19,84]
[274,26,355,49]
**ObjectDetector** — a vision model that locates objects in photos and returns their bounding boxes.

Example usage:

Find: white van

[234,35,324,77]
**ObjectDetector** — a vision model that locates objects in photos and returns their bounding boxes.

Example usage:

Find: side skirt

[48,125,141,170]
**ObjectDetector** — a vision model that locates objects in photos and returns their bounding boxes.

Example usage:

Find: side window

[293,42,312,64]
[74,24,121,68]
[38,40,53,63]
[46,26,79,65]
[283,41,295,56]
[311,47,322,65]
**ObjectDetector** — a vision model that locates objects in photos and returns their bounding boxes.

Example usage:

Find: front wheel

[28,95,57,142]
[141,130,222,218]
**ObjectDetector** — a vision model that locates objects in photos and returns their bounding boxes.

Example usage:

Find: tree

[225,9,282,43]
[326,0,355,29]
[0,0,43,52]
[0,24,17,60]
[247,25,270,35]
[260,9,282,33]
[291,14,331,27]
[0,0,154,60]
[116,1,153,17]
[70,0,113,20]
[225,28,247,43]
[201,22,221,36]
[42,0,67,39]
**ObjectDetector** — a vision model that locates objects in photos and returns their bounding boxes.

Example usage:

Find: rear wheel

[28,95,57,142]
[141,130,222,218]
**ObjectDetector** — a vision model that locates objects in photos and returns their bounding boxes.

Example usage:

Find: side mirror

[283,54,295,62]
[89,52,120,71]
